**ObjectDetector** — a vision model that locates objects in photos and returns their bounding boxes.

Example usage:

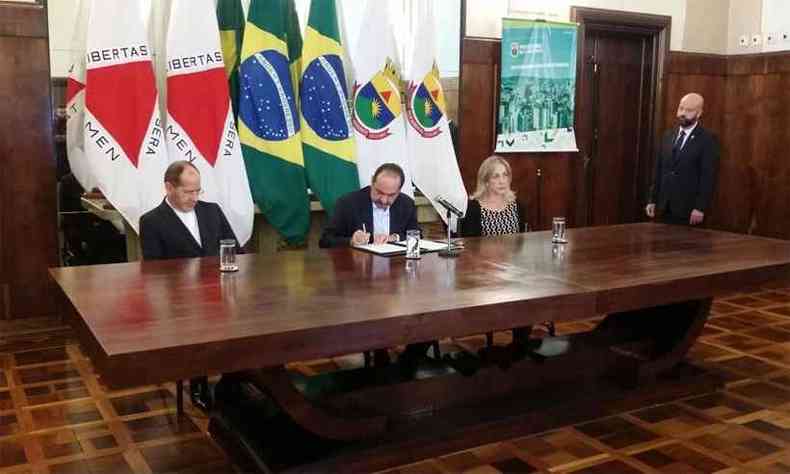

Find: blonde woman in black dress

[460,155,527,237]
[458,155,537,364]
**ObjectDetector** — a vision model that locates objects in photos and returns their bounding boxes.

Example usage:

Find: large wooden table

[50,223,790,470]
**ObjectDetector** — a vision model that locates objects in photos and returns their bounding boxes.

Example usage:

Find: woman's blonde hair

[471,155,516,202]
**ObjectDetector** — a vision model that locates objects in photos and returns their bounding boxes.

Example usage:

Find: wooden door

[581,30,655,226]
[0,3,58,319]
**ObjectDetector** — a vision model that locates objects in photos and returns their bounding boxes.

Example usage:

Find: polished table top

[50,223,790,387]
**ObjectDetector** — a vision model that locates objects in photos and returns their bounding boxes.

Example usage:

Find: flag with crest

[351,0,412,195]
[405,4,468,223]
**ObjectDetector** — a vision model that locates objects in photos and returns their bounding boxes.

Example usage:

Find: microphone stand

[438,208,461,258]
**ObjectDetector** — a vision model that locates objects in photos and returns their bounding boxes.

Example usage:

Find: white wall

[760,0,790,53]
[467,0,687,51]
[466,0,790,55]
[683,0,729,54]
[728,0,762,55]
[725,0,790,54]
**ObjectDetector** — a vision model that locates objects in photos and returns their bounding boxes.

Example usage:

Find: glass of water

[405,229,421,259]
[552,217,567,244]
[219,239,239,272]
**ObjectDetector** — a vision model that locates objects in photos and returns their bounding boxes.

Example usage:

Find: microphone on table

[434,196,464,218]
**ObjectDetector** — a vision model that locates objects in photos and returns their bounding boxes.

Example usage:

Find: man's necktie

[672,130,686,158]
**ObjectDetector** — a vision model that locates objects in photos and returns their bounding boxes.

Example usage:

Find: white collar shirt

[166,198,201,246]
[676,122,698,150]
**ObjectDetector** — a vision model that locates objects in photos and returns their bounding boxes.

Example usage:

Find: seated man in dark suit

[319,163,419,248]
[140,160,236,411]
[320,163,429,368]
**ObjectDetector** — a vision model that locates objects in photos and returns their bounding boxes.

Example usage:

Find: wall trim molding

[668,50,790,76]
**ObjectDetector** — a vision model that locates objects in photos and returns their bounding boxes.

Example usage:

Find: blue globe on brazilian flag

[299,0,359,218]
[406,63,446,138]
[238,0,310,246]
[301,54,350,141]
[352,59,402,140]
[239,50,300,141]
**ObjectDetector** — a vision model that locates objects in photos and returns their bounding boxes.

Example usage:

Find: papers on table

[352,243,409,256]
[352,239,451,256]
[405,239,451,252]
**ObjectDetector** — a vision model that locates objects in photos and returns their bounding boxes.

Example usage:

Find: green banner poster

[496,19,579,153]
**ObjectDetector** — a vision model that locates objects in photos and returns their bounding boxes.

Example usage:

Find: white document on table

[352,243,407,256]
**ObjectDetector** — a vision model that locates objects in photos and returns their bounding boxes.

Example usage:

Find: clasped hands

[351,231,399,245]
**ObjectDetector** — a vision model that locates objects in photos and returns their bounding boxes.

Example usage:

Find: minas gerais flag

[83,0,168,233]
[165,0,255,245]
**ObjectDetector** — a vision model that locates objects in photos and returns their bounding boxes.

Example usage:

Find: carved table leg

[245,367,387,442]
[596,298,712,384]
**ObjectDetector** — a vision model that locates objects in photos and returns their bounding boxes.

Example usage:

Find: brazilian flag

[217,0,245,120]
[238,0,310,245]
[299,0,359,217]
[285,0,302,102]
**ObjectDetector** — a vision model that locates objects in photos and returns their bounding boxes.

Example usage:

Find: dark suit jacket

[649,125,720,220]
[319,186,420,248]
[140,199,236,260]
[458,199,528,237]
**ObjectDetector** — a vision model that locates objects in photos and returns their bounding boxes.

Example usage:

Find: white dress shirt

[371,203,391,237]
[676,121,698,150]
[166,198,202,246]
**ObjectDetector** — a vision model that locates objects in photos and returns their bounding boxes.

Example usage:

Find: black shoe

[478,344,516,369]
[443,351,481,376]
[189,378,212,412]
[373,349,391,367]
[510,338,547,364]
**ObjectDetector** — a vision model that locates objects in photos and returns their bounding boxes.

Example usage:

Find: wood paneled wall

[459,36,790,238]
[664,52,790,239]
[0,2,58,319]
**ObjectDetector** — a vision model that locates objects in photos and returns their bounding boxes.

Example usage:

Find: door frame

[571,7,671,226]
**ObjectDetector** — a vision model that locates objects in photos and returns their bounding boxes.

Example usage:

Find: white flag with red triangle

[83,0,168,234]
[164,0,254,245]
[65,0,96,192]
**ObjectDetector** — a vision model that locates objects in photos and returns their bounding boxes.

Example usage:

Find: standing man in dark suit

[140,160,237,411]
[320,163,420,248]
[646,93,720,225]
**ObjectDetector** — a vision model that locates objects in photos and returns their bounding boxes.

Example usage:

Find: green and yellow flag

[216,0,245,120]
[285,0,302,102]
[299,0,359,217]
[238,0,310,245]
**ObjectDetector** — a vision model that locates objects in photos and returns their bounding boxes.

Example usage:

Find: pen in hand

[351,223,370,246]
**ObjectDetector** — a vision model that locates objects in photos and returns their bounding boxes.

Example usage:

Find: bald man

[140,160,237,411]
[646,93,720,225]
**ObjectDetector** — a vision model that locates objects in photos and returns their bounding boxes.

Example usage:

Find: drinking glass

[219,239,239,272]
[405,229,421,259]
[552,217,567,244]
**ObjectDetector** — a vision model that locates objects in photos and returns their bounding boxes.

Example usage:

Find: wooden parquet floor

[5,286,790,473]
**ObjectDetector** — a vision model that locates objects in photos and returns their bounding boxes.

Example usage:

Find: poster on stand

[496,19,579,153]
